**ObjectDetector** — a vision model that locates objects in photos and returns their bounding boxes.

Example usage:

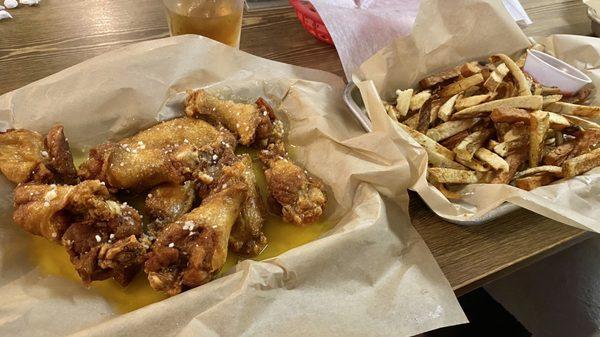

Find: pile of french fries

[384,46,600,199]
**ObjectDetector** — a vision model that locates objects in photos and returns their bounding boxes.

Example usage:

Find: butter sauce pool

[28,147,332,313]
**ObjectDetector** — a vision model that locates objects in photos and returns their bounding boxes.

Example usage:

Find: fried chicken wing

[145,161,247,296]
[260,143,326,225]
[0,125,77,184]
[13,180,146,285]
[145,181,196,222]
[229,154,267,256]
[185,89,272,146]
[79,117,236,191]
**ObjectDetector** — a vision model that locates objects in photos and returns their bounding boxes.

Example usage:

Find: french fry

[541,86,561,95]
[440,73,484,97]
[456,157,490,172]
[515,174,557,191]
[491,54,532,96]
[562,148,600,178]
[428,167,481,184]
[428,150,468,170]
[545,102,600,118]
[419,69,460,89]
[529,110,550,167]
[395,88,414,117]
[454,129,493,161]
[452,95,543,119]
[426,118,480,142]
[490,150,528,184]
[563,115,600,130]
[490,107,530,123]
[403,113,419,129]
[567,129,600,159]
[455,94,490,110]
[438,94,460,121]
[410,90,432,111]
[542,94,562,106]
[397,122,455,160]
[493,138,529,157]
[543,142,575,166]
[547,112,570,130]
[475,147,509,171]
[513,165,563,179]
[417,98,434,133]
[483,63,509,92]
[384,101,400,120]
[440,130,470,149]
[496,81,517,99]
[459,61,483,77]
[433,183,463,200]
[391,49,600,195]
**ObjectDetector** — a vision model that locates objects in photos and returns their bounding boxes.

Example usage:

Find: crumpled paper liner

[354,0,600,231]
[0,35,466,336]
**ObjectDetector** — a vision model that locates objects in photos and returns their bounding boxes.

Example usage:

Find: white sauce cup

[523,49,592,94]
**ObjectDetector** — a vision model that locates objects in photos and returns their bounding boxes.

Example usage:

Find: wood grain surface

[0,0,596,294]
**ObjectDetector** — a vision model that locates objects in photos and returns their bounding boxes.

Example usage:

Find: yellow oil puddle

[28,147,332,314]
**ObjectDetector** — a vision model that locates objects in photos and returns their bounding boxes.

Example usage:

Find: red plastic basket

[289,0,334,45]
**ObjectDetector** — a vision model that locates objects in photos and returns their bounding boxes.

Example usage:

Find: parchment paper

[0,35,466,336]
[354,0,600,231]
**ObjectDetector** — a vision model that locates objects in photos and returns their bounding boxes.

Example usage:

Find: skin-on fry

[490,150,528,184]
[397,122,455,160]
[428,150,468,170]
[403,113,419,129]
[454,94,490,110]
[483,63,509,92]
[426,118,480,142]
[542,94,562,107]
[459,61,483,77]
[419,69,460,89]
[395,89,414,117]
[563,115,600,130]
[388,49,600,196]
[456,157,489,172]
[515,174,557,191]
[440,130,469,149]
[562,148,600,178]
[416,98,434,133]
[545,102,600,118]
[410,90,432,111]
[428,167,481,184]
[529,110,550,167]
[567,129,600,159]
[490,107,530,123]
[491,54,532,96]
[493,137,529,157]
[440,74,484,97]
[432,183,463,200]
[547,112,570,130]
[452,95,543,119]
[454,129,493,161]
[513,165,563,179]
[438,94,460,121]
[474,147,509,171]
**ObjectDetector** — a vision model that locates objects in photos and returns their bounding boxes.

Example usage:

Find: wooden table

[0,0,595,296]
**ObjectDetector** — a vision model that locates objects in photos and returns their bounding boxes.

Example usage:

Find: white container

[523,49,592,94]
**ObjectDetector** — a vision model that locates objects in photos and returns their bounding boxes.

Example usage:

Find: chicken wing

[260,142,326,225]
[145,181,196,222]
[13,180,146,285]
[185,89,272,146]
[0,125,77,184]
[229,154,267,256]
[79,117,236,191]
[144,160,247,296]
